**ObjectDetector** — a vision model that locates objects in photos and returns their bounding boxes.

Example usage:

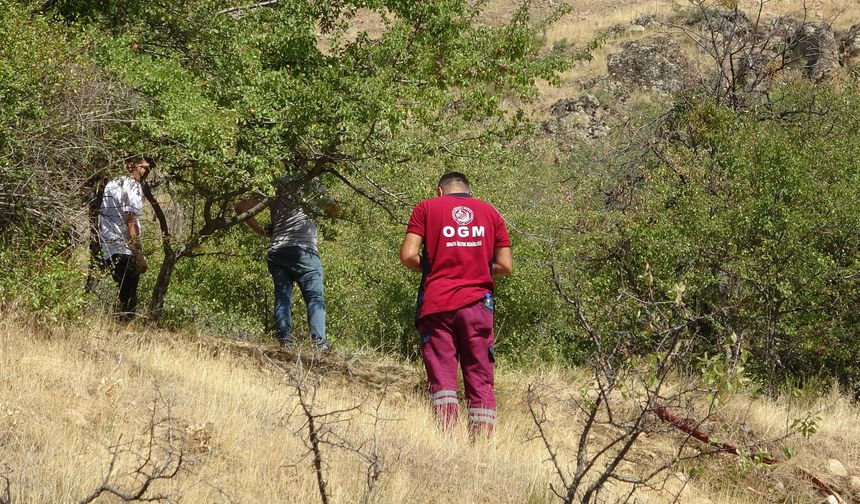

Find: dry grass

[4,3,860,503]
[1,313,858,503]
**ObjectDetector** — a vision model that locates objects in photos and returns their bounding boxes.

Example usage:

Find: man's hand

[235,196,269,238]
[124,210,147,273]
[132,252,149,274]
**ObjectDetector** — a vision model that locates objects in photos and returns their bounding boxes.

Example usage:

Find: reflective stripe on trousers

[418,298,496,432]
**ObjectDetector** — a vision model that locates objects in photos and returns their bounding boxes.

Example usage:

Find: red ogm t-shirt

[406,193,511,319]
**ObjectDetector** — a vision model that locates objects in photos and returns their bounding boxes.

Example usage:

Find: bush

[0,235,87,322]
[556,83,860,392]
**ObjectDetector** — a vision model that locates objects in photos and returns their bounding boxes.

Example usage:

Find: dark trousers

[108,254,139,321]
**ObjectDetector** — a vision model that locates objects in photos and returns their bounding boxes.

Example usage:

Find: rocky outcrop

[542,93,609,145]
[737,50,780,92]
[606,35,690,93]
[792,22,841,81]
[690,8,754,41]
[840,23,860,63]
[766,16,801,51]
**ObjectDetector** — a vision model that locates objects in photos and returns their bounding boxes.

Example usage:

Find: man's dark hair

[437,172,470,192]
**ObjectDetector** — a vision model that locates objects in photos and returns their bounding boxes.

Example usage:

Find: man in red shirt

[400,172,513,435]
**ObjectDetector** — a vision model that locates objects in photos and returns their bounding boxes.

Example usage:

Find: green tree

[42,0,571,319]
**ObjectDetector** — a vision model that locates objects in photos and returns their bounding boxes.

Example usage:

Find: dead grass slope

[1,313,858,503]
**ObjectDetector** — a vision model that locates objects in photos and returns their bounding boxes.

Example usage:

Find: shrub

[557,83,860,392]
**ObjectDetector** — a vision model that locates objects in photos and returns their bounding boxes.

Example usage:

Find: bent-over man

[237,175,339,351]
[399,172,512,435]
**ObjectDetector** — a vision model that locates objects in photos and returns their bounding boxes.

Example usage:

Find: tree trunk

[142,181,177,322]
[140,161,324,322]
[149,249,176,321]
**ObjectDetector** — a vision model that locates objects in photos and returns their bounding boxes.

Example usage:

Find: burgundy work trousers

[417,299,496,434]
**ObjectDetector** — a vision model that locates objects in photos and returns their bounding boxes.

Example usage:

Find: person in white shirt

[99,156,150,321]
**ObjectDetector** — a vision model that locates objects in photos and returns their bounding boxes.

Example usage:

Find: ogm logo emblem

[451,206,474,226]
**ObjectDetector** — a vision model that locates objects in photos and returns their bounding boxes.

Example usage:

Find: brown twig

[78,396,185,503]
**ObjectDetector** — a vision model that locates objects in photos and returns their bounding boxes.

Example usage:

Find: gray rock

[604,23,627,37]
[687,8,754,40]
[543,93,610,143]
[840,23,860,63]
[792,23,841,81]
[607,35,690,93]
[579,75,631,101]
[633,14,658,28]
[737,49,779,92]
[766,15,801,51]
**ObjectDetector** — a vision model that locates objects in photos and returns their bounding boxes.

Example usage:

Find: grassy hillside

[3,1,860,502]
[478,0,860,109]
[1,312,858,503]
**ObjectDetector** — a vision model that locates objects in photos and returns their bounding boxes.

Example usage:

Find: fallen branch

[653,403,843,503]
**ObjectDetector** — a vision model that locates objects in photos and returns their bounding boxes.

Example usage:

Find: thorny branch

[259,349,389,504]
[78,395,186,503]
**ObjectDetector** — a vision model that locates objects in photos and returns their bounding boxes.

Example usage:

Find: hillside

[471,0,860,116]
[2,0,860,502]
[1,313,858,503]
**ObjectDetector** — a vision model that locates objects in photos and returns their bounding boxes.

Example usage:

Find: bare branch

[79,396,186,504]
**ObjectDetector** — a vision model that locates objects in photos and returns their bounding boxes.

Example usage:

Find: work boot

[311,337,331,355]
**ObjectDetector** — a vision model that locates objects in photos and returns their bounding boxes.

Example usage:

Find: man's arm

[124,211,148,273]
[235,197,268,237]
[492,246,512,278]
[399,232,423,272]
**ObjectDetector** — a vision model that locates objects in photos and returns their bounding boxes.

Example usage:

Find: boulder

[542,93,610,143]
[792,23,841,81]
[840,23,860,63]
[766,16,801,52]
[607,35,690,93]
[687,8,754,41]
[737,49,779,92]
